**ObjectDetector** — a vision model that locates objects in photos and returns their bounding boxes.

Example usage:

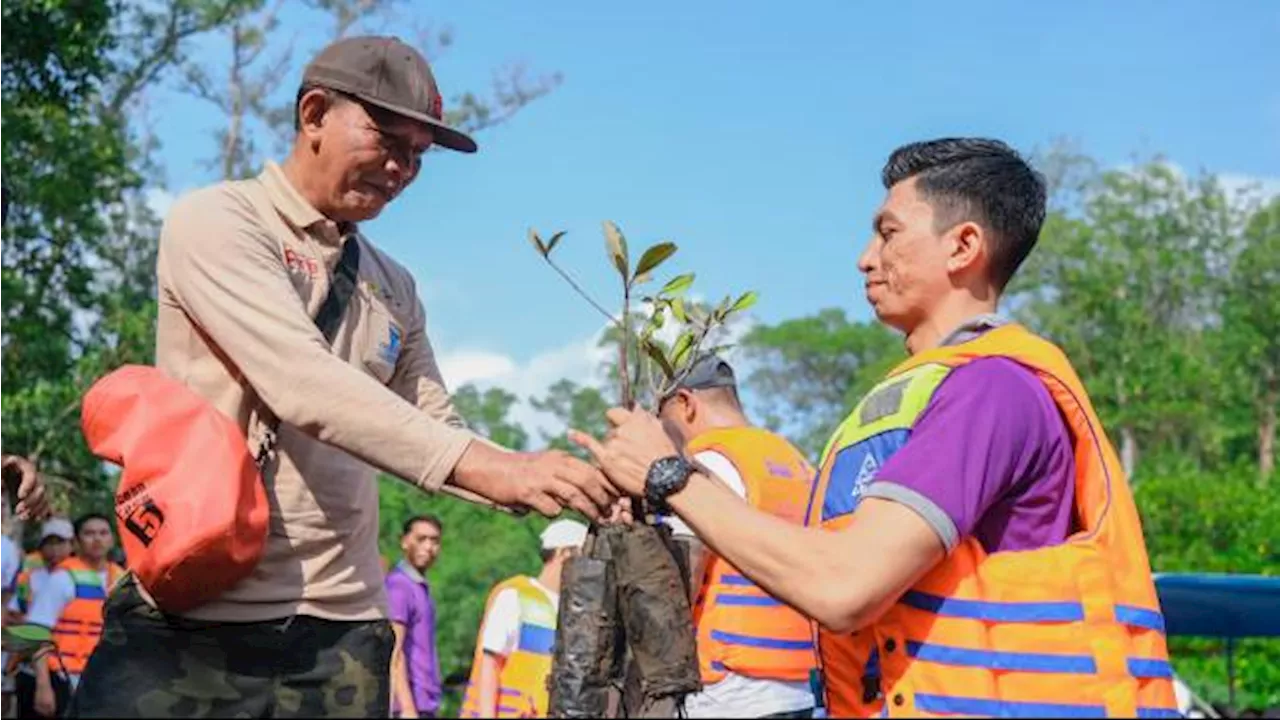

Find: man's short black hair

[402,514,442,537]
[73,513,112,538]
[882,138,1047,290]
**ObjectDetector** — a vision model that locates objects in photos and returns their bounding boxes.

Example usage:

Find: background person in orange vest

[654,355,818,719]
[574,138,1178,718]
[5,518,74,717]
[21,514,123,718]
[461,519,587,718]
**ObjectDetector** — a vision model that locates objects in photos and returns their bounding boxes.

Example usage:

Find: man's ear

[297,88,336,137]
[947,220,987,276]
[680,390,699,425]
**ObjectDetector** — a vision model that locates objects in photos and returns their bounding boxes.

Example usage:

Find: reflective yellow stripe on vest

[808,362,951,531]
[462,576,557,718]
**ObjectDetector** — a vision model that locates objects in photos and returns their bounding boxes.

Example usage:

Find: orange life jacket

[686,426,818,686]
[461,575,557,718]
[806,324,1178,718]
[48,556,125,676]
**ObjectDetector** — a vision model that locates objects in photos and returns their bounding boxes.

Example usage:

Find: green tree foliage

[0,0,202,511]
[530,379,611,459]
[1136,464,1280,708]
[738,309,904,458]
[1008,159,1255,477]
[1220,198,1280,482]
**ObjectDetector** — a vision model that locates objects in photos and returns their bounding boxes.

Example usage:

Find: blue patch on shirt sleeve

[822,428,911,522]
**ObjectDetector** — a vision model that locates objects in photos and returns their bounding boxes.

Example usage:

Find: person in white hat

[8,518,74,616]
[460,519,588,718]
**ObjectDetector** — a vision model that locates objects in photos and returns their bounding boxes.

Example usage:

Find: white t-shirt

[1,535,18,689]
[480,578,558,658]
[1,536,19,596]
[662,450,816,719]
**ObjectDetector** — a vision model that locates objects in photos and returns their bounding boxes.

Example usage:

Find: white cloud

[437,330,612,442]
[437,351,518,387]
[436,310,759,446]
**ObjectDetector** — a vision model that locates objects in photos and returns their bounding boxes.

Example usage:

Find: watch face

[647,456,690,505]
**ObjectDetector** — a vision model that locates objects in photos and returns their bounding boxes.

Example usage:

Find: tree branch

[107,0,251,117]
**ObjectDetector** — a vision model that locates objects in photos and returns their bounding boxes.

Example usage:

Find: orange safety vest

[686,427,818,686]
[461,575,557,718]
[48,557,125,676]
[806,324,1178,718]
[13,552,47,612]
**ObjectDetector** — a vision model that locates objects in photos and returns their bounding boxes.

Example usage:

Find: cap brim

[354,93,478,154]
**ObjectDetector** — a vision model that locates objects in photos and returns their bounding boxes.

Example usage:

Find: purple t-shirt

[863,356,1076,553]
[386,562,442,715]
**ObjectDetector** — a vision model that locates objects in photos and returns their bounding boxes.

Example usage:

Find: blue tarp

[1154,573,1280,638]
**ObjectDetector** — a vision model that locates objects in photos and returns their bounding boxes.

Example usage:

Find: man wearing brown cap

[68,37,618,718]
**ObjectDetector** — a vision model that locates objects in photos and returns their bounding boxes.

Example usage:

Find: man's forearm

[477,653,502,717]
[668,473,946,632]
[393,660,417,716]
[449,442,525,508]
[33,657,52,693]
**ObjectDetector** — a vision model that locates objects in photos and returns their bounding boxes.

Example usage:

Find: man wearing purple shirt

[386,515,444,718]
[573,138,1173,715]
[856,313,1076,555]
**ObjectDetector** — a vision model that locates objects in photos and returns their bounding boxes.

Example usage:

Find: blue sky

[147,0,1280,434]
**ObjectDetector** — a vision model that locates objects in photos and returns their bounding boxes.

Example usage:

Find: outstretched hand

[568,407,681,499]
[510,449,620,521]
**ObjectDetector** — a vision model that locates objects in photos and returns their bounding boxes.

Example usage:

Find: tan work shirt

[156,161,476,622]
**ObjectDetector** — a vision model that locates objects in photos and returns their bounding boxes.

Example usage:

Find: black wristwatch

[645,455,695,512]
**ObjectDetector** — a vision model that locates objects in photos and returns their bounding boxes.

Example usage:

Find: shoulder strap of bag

[313,233,361,343]
[253,233,362,466]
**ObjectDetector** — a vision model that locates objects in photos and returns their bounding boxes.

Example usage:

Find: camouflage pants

[68,576,392,718]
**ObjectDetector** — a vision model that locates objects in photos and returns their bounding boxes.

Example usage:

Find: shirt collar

[938,312,1010,347]
[258,161,356,245]
[394,560,429,586]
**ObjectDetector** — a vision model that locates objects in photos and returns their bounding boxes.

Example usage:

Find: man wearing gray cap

[69,36,617,718]
[654,355,819,719]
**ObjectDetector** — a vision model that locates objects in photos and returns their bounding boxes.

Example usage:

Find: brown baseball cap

[302,35,477,154]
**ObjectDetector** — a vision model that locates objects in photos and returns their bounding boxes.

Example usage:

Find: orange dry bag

[79,236,361,613]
